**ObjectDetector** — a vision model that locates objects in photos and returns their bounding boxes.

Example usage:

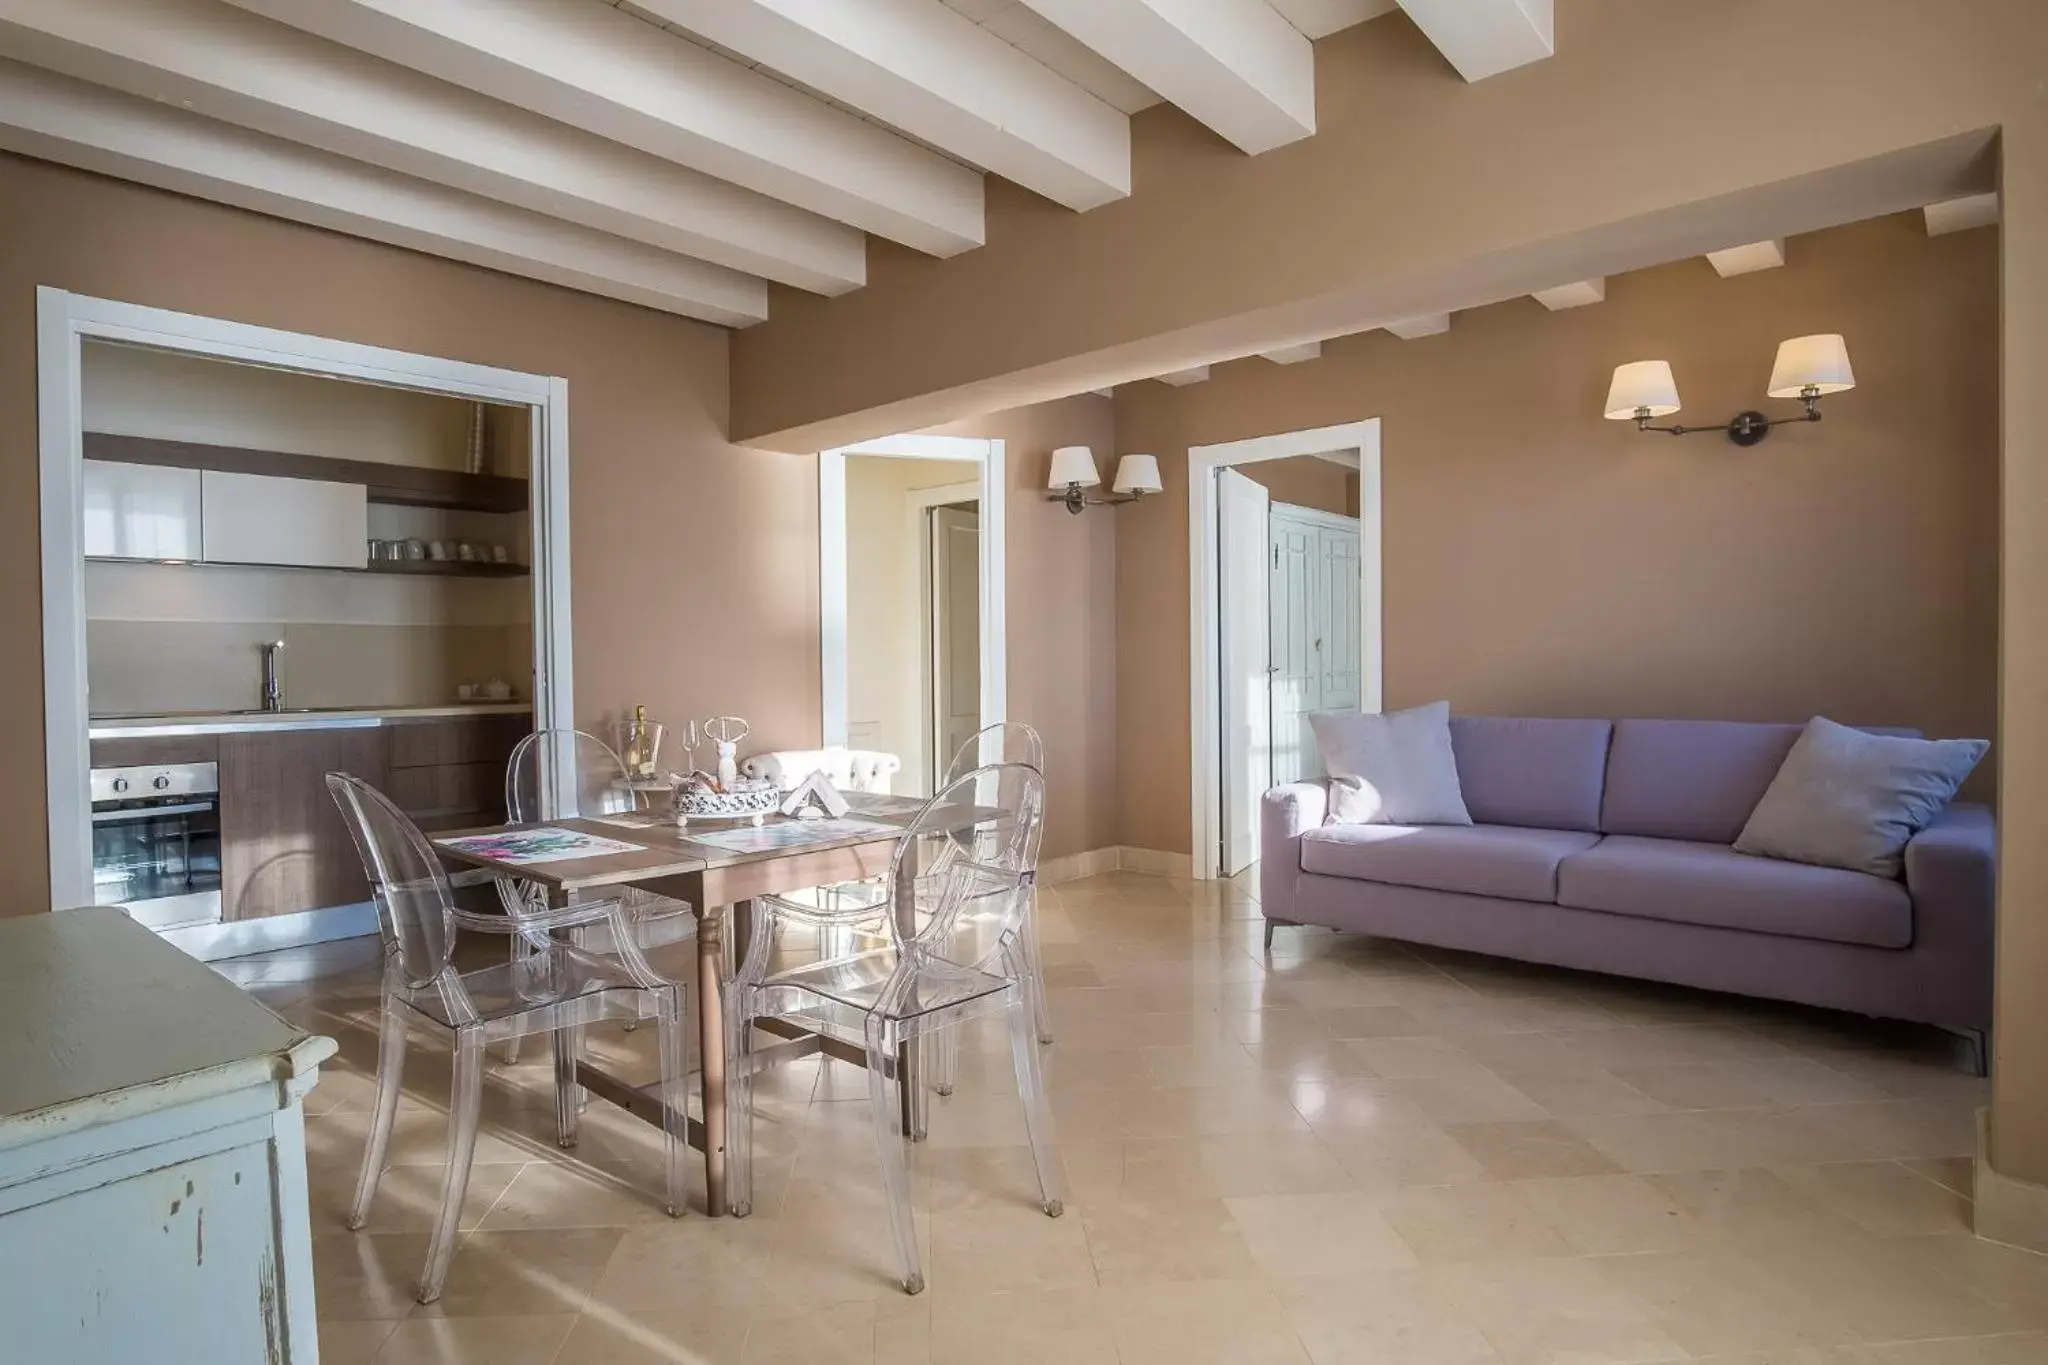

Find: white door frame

[819,435,1005,751]
[1189,419,1382,880]
[36,286,576,911]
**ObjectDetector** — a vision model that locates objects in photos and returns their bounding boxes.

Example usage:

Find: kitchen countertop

[89,701,530,739]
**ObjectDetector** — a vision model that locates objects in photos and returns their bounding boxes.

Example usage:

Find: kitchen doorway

[1192,420,1382,881]
[819,435,1006,796]
[36,288,575,922]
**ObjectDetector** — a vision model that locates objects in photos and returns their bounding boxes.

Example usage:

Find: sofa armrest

[1260,782,1327,924]
[1902,802,1996,1029]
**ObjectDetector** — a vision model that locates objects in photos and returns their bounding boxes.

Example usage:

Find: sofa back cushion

[1599,719,1922,844]
[1448,716,1613,833]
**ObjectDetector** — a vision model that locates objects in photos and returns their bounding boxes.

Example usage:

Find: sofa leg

[1262,917,1295,951]
[1944,1026,1989,1079]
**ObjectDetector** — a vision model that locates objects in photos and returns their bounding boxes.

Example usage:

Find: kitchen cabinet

[218,727,387,920]
[386,714,529,831]
[81,459,202,560]
[200,468,367,569]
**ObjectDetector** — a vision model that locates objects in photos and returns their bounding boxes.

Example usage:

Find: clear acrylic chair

[726,762,1061,1295]
[501,728,696,948]
[762,721,1055,1083]
[326,772,688,1304]
[499,729,695,1062]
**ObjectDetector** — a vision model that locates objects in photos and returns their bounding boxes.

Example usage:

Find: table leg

[896,841,926,1141]
[696,902,728,1215]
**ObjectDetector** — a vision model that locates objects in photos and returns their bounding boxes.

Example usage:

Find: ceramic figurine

[705,715,750,791]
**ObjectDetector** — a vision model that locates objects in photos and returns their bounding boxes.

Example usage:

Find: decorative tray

[671,777,782,826]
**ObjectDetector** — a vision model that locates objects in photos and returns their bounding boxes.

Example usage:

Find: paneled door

[1268,503,1363,787]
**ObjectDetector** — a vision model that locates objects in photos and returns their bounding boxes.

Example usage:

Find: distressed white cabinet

[81,458,203,560]
[0,907,334,1364]
[202,469,368,569]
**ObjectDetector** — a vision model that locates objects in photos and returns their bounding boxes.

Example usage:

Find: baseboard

[1039,847,1121,884]
[1037,846,1194,883]
[1976,1109,2048,1255]
[1116,846,1193,878]
[160,900,380,963]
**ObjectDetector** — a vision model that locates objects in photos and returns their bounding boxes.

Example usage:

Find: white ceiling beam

[1155,366,1211,386]
[1260,341,1323,364]
[1017,0,1315,155]
[1925,193,1999,236]
[1705,239,1786,277]
[1395,0,1554,82]
[1385,314,1450,339]
[622,0,1130,212]
[0,0,863,295]
[0,60,766,326]
[222,0,984,256]
[1269,0,1399,41]
[1531,278,1604,310]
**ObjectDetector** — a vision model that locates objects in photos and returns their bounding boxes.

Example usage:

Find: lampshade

[1604,360,1682,419]
[1112,453,1162,495]
[1048,445,1100,489]
[1768,334,1855,397]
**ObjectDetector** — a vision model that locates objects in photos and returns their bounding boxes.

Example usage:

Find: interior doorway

[819,435,1006,798]
[1192,420,1382,881]
[1218,467,1366,876]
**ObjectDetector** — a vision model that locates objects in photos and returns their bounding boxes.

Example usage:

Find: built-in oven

[90,762,223,930]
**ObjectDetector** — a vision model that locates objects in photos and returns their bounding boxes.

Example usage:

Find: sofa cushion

[1313,701,1472,826]
[1451,716,1612,833]
[1300,823,1601,903]
[1734,718,1988,878]
[1556,834,1912,948]
[1601,719,1923,844]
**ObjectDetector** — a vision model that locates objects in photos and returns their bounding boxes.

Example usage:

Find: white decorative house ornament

[780,771,850,821]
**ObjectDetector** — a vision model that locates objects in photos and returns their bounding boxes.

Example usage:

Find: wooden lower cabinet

[218,728,388,921]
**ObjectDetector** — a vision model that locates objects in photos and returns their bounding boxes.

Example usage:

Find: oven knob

[153,774,172,791]
[111,776,129,793]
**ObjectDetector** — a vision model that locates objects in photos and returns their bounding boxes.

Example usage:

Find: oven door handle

[91,801,217,825]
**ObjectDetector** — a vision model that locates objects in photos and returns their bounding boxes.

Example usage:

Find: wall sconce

[1047,446,1162,514]
[1604,334,1857,447]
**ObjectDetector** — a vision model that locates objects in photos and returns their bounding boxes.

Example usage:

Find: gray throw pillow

[1733,716,1987,878]
[1310,701,1473,827]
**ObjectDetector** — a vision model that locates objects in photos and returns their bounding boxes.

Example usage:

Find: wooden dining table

[431,792,941,1217]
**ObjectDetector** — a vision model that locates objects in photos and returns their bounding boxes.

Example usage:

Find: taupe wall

[1237,455,1356,518]
[1114,214,1999,859]
[0,152,821,910]
[919,397,1120,861]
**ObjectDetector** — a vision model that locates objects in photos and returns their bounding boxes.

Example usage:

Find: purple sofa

[1261,717,1993,1054]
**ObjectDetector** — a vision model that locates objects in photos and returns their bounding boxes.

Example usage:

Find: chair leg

[419,1034,485,1304]
[656,992,689,1218]
[725,998,756,1219]
[500,935,532,1064]
[552,1024,582,1148]
[928,1028,958,1098]
[349,996,408,1230]
[1022,909,1054,1046]
[1006,992,1065,1219]
[864,1017,925,1295]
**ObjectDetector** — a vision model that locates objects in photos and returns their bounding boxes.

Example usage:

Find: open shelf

[84,431,529,514]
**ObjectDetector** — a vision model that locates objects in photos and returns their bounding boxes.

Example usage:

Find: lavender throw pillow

[1733,717,1986,878]
[1310,701,1473,827]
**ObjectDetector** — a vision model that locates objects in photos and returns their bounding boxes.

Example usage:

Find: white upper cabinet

[81,460,203,561]
[200,470,368,569]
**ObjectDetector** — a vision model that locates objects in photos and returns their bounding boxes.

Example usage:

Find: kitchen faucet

[260,640,286,713]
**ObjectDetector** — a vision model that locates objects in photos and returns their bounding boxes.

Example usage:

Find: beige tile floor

[221,870,2047,1365]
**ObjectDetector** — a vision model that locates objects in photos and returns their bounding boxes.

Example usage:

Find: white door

[1269,504,1363,786]
[1218,468,1272,877]
[929,504,981,788]
[1319,526,1363,713]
